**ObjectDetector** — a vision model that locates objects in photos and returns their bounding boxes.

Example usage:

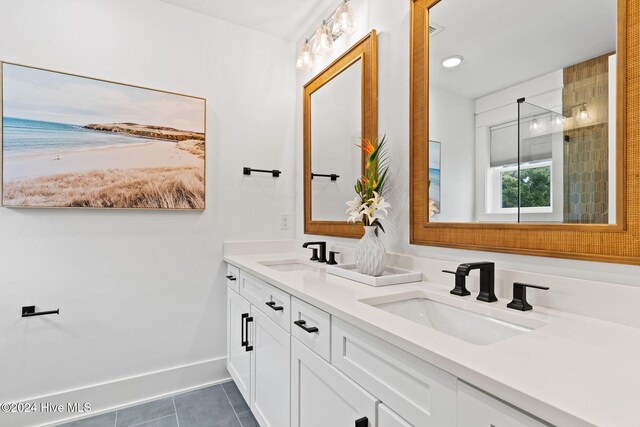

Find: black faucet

[302,241,327,263]
[443,262,497,303]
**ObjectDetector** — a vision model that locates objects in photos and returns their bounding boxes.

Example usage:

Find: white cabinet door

[291,338,378,427]
[379,404,412,427]
[227,288,252,404]
[250,307,291,427]
[332,318,457,427]
[458,382,549,427]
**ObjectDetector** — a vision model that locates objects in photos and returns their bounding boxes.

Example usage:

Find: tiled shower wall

[562,53,612,224]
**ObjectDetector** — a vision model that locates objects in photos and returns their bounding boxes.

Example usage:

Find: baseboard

[3,357,229,427]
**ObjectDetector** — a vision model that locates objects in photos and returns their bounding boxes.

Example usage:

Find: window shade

[489,116,554,167]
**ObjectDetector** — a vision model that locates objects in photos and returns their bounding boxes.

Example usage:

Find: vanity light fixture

[442,55,464,68]
[332,0,357,38]
[529,118,543,134]
[577,103,590,121]
[296,39,315,71]
[295,0,358,70]
[312,21,335,56]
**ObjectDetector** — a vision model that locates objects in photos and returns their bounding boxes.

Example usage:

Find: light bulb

[577,104,590,121]
[332,1,357,38]
[296,39,314,71]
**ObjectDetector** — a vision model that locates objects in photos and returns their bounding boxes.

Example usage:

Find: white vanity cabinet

[457,382,549,427]
[331,318,457,427]
[250,307,290,427]
[291,338,377,427]
[226,274,291,427]
[226,287,251,403]
[225,264,551,427]
[379,404,412,427]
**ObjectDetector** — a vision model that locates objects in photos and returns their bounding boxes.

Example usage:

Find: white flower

[346,196,362,214]
[346,196,365,223]
[368,191,391,217]
[361,204,376,224]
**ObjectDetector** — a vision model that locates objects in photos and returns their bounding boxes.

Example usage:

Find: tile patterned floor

[57,381,258,427]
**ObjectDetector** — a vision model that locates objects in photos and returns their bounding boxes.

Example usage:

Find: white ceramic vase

[355,226,387,276]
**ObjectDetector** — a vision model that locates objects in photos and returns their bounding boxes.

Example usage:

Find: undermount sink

[259,260,319,272]
[366,293,540,345]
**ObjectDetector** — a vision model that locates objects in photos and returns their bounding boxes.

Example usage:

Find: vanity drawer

[331,318,457,427]
[379,404,412,427]
[239,271,291,332]
[291,297,331,362]
[458,382,548,427]
[226,264,240,293]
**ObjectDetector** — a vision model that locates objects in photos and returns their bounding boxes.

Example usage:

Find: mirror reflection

[428,0,617,224]
[311,59,362,222]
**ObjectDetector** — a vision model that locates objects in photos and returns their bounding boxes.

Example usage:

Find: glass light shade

[529,118,542,133]
[332,2,357,38]
[296,40,314,71]
[312,23,334,56]
[553,115,564,127]
[577,104,590,121]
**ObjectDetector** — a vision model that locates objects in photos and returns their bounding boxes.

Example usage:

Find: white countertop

[224,251,640,427]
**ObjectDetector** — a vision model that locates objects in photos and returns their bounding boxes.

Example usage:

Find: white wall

[0,0,295,424]
[429,85,476,222]
[294,0,640,287]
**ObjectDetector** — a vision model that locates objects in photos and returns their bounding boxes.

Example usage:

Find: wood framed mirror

[410,0,640,264]
[304,30,377,238]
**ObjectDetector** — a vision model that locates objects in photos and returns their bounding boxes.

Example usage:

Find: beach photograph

[429,140,441,213]
[1,63,206,209]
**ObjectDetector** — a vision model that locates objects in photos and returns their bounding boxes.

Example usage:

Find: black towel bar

[311,173,339,181]
[22,306,60,318]
[243,167,281,177]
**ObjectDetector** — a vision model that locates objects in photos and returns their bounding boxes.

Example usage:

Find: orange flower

[356,138,375,155]
[361,175,369,183]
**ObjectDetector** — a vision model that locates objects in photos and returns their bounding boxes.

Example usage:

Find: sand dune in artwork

[3,167,205,209]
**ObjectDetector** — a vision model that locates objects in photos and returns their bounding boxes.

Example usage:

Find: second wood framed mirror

[304,30,378,238]
[410,0,640,264]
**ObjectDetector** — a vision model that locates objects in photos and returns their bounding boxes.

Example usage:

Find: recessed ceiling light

[442,55,464,68]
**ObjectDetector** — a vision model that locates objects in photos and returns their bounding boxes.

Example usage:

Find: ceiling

[430,0,617,99]
[158,0,336,40]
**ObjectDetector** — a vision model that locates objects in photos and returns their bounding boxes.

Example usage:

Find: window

[499,162,552,210]
[487,117,554,215]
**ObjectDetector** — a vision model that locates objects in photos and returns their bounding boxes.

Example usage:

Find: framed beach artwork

[428,140,441,213]
[1,62,206,210]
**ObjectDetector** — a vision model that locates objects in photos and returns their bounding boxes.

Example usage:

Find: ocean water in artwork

[3,117,148,154]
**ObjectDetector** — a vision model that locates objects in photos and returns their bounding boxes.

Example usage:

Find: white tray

[327,264,422,287]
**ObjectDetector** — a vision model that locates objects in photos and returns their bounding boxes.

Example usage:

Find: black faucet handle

[443,269,471,296]
[507,282,550,311]
[327,251,340,265]
[309,248,319,261]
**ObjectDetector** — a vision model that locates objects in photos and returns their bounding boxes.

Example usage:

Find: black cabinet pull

[294,320,318,334]
[265,301,284,311]
[226,275,237,281]
[355,417,368,427]
[241,313,249,347]
[245,317,254,352]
